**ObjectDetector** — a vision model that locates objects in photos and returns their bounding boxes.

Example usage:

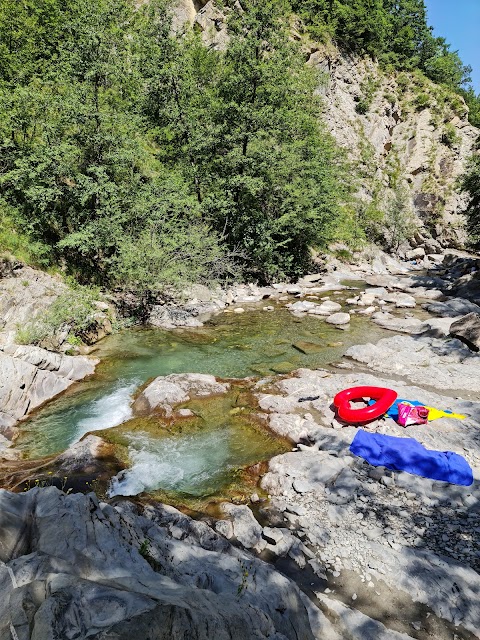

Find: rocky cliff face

[172,1,480,250]
[310,49,479,248]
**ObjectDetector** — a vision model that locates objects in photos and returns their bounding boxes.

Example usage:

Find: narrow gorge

[1,1,480,639]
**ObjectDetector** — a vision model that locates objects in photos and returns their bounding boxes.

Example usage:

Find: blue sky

[424,0,480,92]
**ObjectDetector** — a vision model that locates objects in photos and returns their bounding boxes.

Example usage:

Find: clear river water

[16,293,391,501]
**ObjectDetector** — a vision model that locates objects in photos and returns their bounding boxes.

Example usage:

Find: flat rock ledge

[345,333,480,393]
[0,344,98,433]
[241,368,480,638]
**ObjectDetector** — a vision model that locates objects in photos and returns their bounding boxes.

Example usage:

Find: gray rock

[424,297,480,318]
[288,301,317,314]
[0,265,66,337]
[325,313,351,326]
[313,301,342,316]
[405,247,425,260]
[133,373,229,415]
[262,450,347,496]
[372,315,424,334]
[449,312,480,352]
[221,503,263,549]
[293,478,315,493]
[54,435,111,475]
[148,301,225,328]
[394,293,416,309]
[0,345,97,427]
[316,594,416,640]
[215,519,234,539]
[346,334,480,392]
[0,488,315,640]
[326,467,360,504]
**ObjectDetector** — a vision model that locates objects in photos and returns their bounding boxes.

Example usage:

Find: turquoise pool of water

[16,295,390,497]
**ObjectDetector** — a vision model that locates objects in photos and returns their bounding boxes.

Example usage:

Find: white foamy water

[108,430,234,498]
[74,380,138,441]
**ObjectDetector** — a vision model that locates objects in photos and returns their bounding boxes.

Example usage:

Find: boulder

[325,313,351,325]
[394,293,416,309]
[449,312,480,352]
[405,247,426,260]
[312,301,342,316]
[148,305,203,328]
[288,301,317,314]
[54,435,115,475]
[221,503,263,549]
[133,373,229,415]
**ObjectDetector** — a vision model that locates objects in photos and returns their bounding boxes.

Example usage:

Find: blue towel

[350,429,473,486]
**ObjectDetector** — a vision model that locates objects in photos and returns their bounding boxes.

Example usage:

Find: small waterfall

[108,430,234,498]
[74,380,138,441]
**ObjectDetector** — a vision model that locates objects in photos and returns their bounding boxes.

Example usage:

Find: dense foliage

[0,0,478,292]
[292,0,479,111]
[0,0,346,287]
[462,155,480,249]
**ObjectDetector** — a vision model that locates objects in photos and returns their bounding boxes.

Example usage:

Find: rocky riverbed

[1,249,480,638]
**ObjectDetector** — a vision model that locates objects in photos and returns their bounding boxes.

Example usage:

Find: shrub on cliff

[462,155,480,249]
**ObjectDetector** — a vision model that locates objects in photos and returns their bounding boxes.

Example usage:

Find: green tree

[460,86,480,128]
[291,0,389,55]
[147,0,347,281]
[0,0,228,291]
[292,0,473,98]
[462,155,480,249]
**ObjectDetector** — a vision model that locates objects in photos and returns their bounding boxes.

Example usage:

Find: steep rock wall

[310,49,479,247]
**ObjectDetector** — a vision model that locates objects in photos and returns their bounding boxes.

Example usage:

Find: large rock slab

[0,265,65,338]
[0,345,98,428]
[0,488,315,640]
[133,373,230,415]
[346,334,480,393]
[423,297,480,318]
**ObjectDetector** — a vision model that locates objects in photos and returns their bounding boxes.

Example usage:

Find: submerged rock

[292,341,324,355]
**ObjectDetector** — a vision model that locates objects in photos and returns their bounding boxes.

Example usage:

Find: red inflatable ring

[333,386,398,424]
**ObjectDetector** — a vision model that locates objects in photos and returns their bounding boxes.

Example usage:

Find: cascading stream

[17,295,401,499]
